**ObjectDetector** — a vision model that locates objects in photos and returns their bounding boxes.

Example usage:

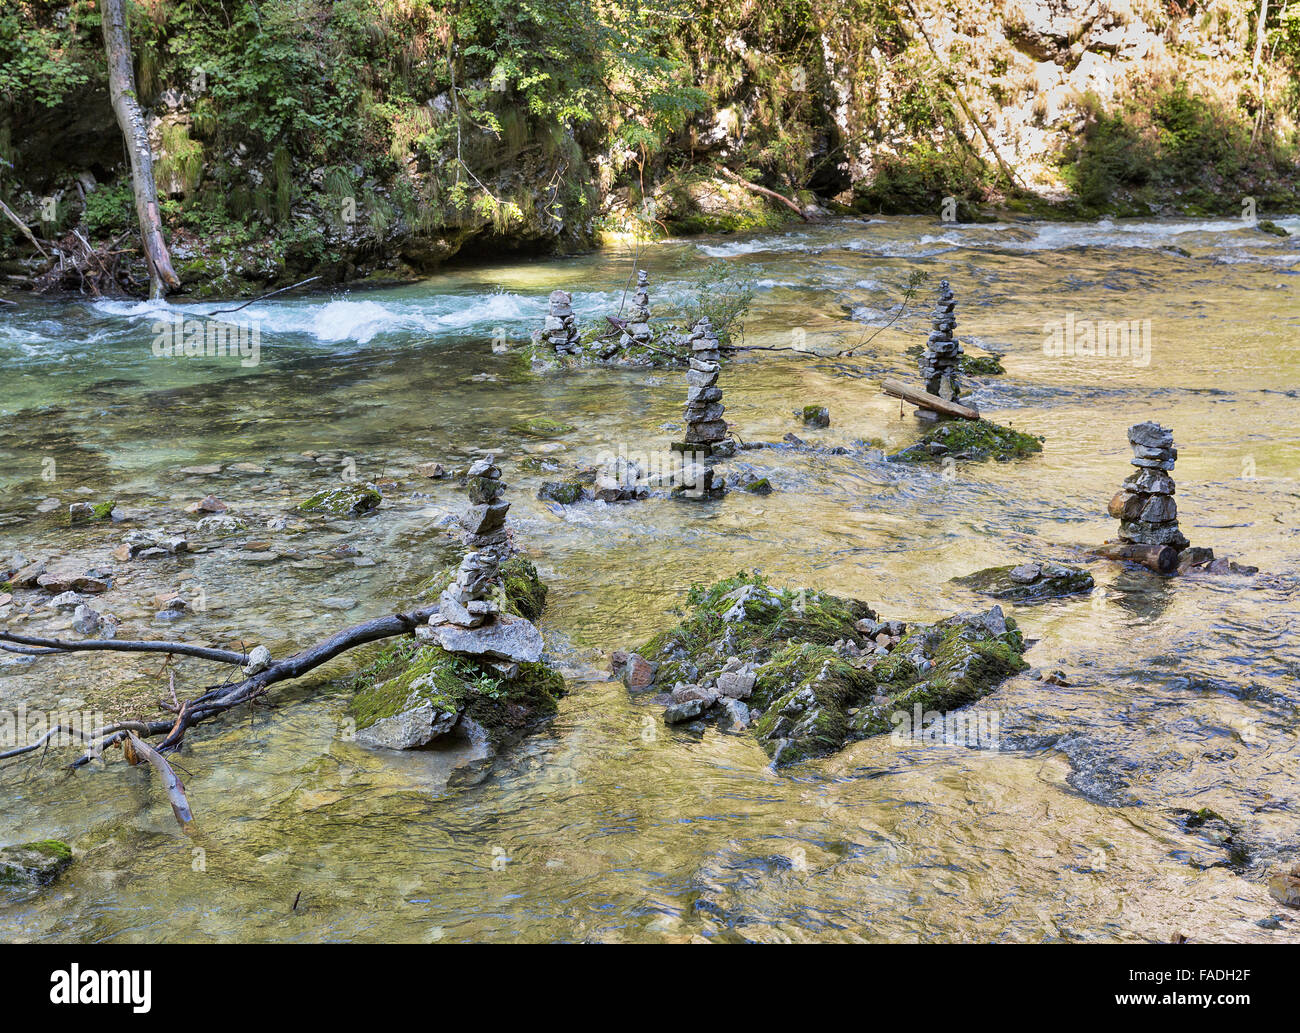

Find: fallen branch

[881,378,980,420]
[0,197,50,259]
[1089,542,1178,574]
[199,275,322,317]
[0,632,249,666]
[715,166,810,221]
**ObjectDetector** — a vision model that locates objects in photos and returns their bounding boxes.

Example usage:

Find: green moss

[299,483,382,517]
[0,839,74,887]
[741,477,772,494]
[509,416,575,437]
[538,480,585,504]
[91,500,115,519]
[961,354,1005,376]
[1257,219,1290,238]
[890,420,1043,464]
[347,640,565,749]
[25,839,72,862]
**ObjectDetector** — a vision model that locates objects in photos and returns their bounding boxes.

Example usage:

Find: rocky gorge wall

[1,0,1296,297]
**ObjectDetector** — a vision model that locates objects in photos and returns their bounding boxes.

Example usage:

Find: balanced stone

[1108,421,1188,551]
[543,289,581,356]
[618,269,654,351]
[670,316,729,496]
[920,279,965,402]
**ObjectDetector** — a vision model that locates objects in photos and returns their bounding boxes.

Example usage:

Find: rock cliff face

[2,1,1295,294]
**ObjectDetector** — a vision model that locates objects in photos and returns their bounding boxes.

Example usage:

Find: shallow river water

[1,214,1298,942]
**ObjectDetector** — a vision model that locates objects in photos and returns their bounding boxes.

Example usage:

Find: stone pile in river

[670,316,728,497]
[920,279,964,402]
[1109,421,1189,551]
[460,458,512,556]
[542,289,581,356]
[618,269,653,352]
[438,550,501,628]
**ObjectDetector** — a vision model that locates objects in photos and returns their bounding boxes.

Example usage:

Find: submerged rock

[889,420,1043,464]
[798,405,830,428]
[631,572,1028,766]
[299,483,382,518]
[0,840,73,887]
[953,561,1094,601]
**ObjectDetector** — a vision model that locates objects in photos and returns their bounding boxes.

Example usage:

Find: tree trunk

[99,0,178,299]
[880,378,981,420]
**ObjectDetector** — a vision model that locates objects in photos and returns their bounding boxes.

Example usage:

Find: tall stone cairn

[682,317,727,449]
[1108,422,1188,551]
[619,269,653,350]
[920,279,964,401]
[460,458,511,556]
[543,289,580,356]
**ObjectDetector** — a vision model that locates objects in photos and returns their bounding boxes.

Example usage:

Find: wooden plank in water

[880,378,980,420]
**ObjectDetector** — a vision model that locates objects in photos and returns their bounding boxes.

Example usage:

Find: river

[1,214,1297,942]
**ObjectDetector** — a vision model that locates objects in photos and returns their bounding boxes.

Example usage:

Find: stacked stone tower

[543,290,580,356]
[619,269,653,351]
[459,458,511,555]
[920,279,964,402]
[1108,421,1188,551]
[670,317,727,498]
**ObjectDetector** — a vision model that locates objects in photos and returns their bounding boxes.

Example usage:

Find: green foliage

[681,259,755,348]
[81,181,134,237]
[0,3,98,109]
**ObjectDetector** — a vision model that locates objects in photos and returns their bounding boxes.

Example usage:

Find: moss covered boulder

[632,572,1028,767]
[953,562,1094,602]
[889,420,1043,463]
[0,840,73,887]
[510,415,576,437]
[352,557,561,753]
[299,483,382,518]
[348,641,564,752]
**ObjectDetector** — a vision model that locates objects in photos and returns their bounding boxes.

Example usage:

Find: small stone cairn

[618,270,653,351]
[542,289,580,356]
[920,279,964,402]
[1108,422,1188,551]
[459,458,512,556]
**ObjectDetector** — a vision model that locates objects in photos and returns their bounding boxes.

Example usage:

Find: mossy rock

[510,416,575,438]
[538,480,585,505]
[636,572,1028,767]
[889,420,1043,464]
[0,839,73,887]
[952,562,1094,602]
[741,477,773,495]
[1257,219,1290,238]
[348,640,565,752]
[299,483,382,517]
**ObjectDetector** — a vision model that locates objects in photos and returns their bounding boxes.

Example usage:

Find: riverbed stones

[1109,421,1189,551]
[543,289,581,356]
[618,269,653,351]
[920,279,964,402]
[953,561,1095,602]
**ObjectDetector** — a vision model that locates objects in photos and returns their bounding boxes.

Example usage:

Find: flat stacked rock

[460,458,512,555]
[438,550,501,628]
[1108,422,1189,551]
[670,317,728,497]
[678,317,727,451]
[543,289,580,356]
[618,270,653,351]
[920,279,964,402]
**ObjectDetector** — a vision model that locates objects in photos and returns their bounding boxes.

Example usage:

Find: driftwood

[715,166,810,222]
[0,197,49,258]
[1089,542,1178,574]
[0,603,448,823]
[881,378,980,420]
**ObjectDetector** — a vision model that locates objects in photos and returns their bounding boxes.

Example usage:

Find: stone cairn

[670,317,728,497]
[920,279,964,402]
[618,269,653,351]
[437,458,511,628]
[542,289,580,356]
[1108,422,1188,551]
